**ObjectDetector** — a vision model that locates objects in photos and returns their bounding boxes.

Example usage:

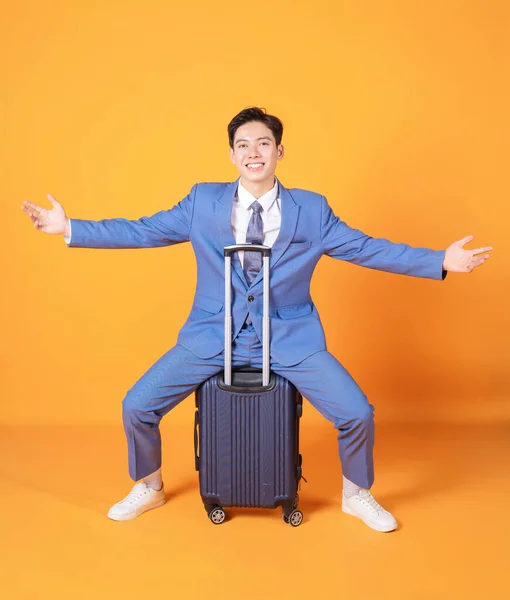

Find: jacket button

[248,295,254,302]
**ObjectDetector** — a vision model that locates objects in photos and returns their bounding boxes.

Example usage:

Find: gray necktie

[243,200,263,286]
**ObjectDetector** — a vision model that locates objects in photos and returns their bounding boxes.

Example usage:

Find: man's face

[230,121,284,184]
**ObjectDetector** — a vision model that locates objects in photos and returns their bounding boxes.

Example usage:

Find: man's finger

[47,193,60,206]
[22,200,42,212]
[472,246,493,255]
[23,205,42,219]
[22,205,34,216]
[458,235,474,246]
[471,255,489,269]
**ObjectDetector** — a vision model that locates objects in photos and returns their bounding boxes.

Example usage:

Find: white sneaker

[107,482,166,521]
[342,490,398,532]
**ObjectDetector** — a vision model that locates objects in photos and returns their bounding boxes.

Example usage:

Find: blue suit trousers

[123,324,375,489]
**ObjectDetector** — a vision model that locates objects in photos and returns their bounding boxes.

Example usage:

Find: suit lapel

[250,182,299,288]
[216,179,248,287]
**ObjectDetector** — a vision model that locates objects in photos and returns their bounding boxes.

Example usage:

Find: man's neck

[239,176,276,199]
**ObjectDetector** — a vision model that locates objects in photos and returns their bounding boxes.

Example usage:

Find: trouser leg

[122,324,258,481]
[271,351,375,489]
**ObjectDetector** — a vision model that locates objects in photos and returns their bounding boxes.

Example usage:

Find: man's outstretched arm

[21,186,197,249]
[320,195,492,279]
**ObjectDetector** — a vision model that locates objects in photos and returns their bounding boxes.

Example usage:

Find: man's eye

[261,142,269,146]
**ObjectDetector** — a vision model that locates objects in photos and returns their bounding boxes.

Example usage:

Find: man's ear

[229,147,236,164]
[278,144,285,160]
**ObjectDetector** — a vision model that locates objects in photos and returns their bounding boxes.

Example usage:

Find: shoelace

[121,483,152,505]
[357,491,385,515]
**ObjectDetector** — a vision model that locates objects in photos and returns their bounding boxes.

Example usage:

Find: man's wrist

[64,219,71,238]
[442,250,448,271]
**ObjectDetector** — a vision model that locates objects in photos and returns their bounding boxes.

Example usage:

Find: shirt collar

[236,177,279,212]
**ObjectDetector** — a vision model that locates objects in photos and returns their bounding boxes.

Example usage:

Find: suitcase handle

[224,244,271,387]
[224,243,271,258]
[193,410,199,471]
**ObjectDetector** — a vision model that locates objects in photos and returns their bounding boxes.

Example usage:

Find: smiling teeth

[247,163,263,169]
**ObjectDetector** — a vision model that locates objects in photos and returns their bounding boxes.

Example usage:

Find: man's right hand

[21,194,70,236]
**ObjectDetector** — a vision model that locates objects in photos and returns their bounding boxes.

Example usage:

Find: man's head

[228,107,284,188]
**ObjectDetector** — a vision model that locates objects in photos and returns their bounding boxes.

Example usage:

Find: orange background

[2,1,509,599]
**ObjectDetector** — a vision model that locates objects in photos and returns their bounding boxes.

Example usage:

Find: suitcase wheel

[208,507,226,525]
[282,509,303,527]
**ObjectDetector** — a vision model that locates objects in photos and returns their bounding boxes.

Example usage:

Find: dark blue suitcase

[194,244,305,526]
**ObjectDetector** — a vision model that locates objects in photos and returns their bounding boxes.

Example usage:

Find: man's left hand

[443,235,493,273]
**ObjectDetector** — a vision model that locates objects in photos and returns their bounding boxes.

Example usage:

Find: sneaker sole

[342,501,397,532]
[107,496,166,522]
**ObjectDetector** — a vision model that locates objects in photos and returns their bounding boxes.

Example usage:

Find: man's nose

[248,146,260,158]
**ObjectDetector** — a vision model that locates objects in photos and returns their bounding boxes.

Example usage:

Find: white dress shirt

[64,178,283,259]
[64,224,72,245]
[232,178,281,268]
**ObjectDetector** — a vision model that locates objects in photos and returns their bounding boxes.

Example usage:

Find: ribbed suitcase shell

[195,372,302,510]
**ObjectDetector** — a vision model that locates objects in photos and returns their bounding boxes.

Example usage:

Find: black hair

[227,107,283,148]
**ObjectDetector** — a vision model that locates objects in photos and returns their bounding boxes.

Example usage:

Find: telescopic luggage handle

[224,244,271,258]
[224,244,271,387]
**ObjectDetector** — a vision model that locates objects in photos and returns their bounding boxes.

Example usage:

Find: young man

[21,107,492,532]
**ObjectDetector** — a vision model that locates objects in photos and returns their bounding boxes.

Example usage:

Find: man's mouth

[246,163,265,171]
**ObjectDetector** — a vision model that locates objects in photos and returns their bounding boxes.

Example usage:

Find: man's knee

[358,400,375,423]
[334,397,374,429]
[122,386,158,426]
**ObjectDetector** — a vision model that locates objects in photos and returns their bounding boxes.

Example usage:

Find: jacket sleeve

[67,185,196,249]
[320,195,447,280]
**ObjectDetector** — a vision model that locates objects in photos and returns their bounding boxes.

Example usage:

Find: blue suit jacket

[68,179,447,366]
